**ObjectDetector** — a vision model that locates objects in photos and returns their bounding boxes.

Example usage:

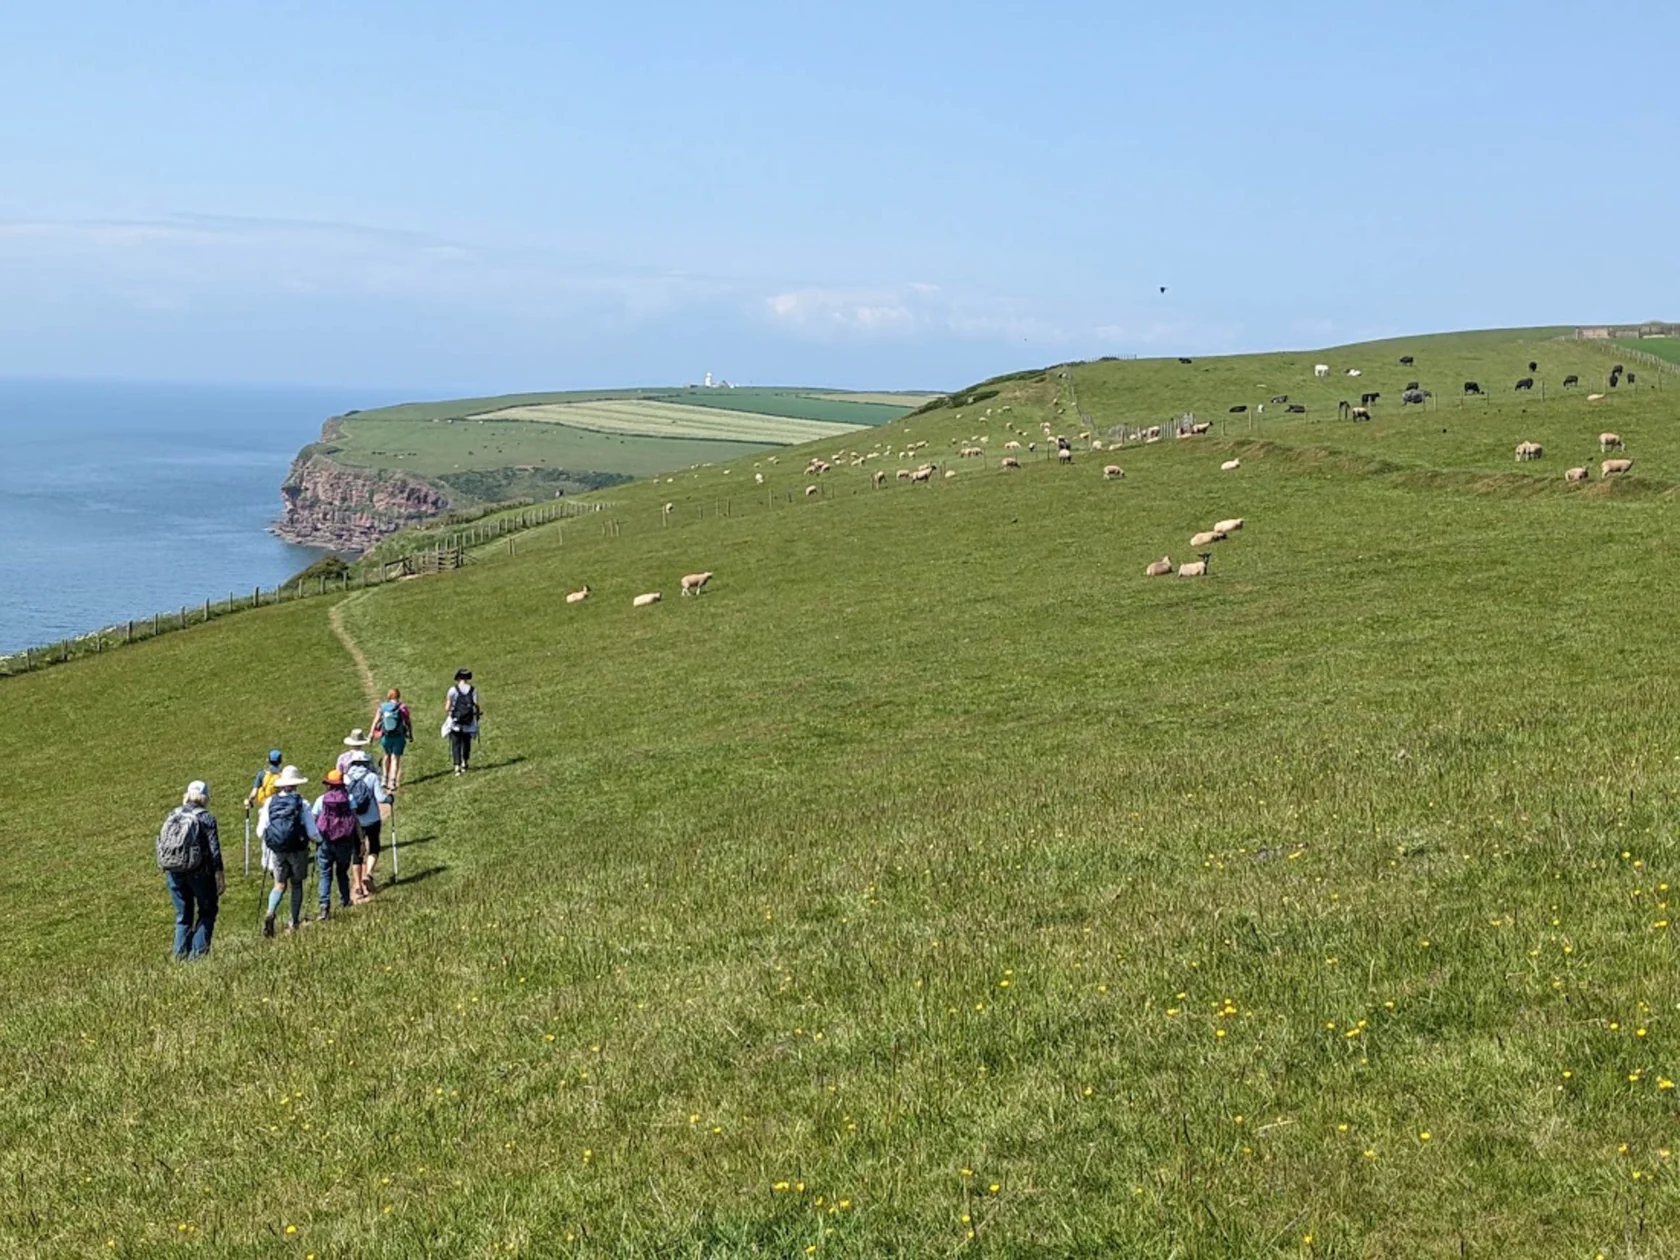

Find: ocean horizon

[0,377,387,655]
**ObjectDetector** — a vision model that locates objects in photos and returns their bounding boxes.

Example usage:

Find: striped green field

[468,399,864,445]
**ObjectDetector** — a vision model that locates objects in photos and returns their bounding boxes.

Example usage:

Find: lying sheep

[565,585,591,604]
[1221,459,1241,472]
[1587,393,1605,402]
[1103,464,1124,480]
[632,592,661,608]
[1565,466,1590,483]
[1176,560,1208,577]
[1602,458,1634,476]
[1001,456,1021,469]
[1145,556,1173,577]
[944,468,957,479]
[1599,432,1624,452]
[1190,530,1226,548]
[1213,518,1244,534]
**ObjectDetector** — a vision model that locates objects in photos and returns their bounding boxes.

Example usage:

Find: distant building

[1577,322,1679,339]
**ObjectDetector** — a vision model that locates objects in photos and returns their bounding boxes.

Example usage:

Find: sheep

[1190,530,1226,548]
[896,469,912,481]
[1145,556,1173,577]
[1346,368,1362,377]
[1103,464,1124,480]
[1176,560,1208,577]
[1001,456,1021,469]
[1314,364,1330,378]
[872,470,887,488]
[1350,406,1371,422]
[565,585,591,604]
[632,592,661,608]
[754,472,764,484]
[805,484,819,496]
[1005,440,1021,450]
[1565,466,1590,483]
[1602,458,1634,476]
[1514,441,1543,462]
[1146,425,1162,440]
[680,572,713,596]
[910,465,934,483]
[1221,458,1241,472]
[1599,432,1624,452]
[1212,518,1244,534]
[1091,439,1105,450]
[1057,448,1073,465]
[1587,393,1606,402]
[662,502,674,520]
[1190,422,1211,435]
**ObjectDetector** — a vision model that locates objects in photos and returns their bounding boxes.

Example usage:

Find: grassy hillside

[4,328,1679,1256]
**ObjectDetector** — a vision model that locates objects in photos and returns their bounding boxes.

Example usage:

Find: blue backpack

[263,792,310,853]
[346,765,377,815]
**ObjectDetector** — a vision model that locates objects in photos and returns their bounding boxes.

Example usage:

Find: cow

[1360,391,1381,406]
[1229,405,1247,414]
[1612,364,1626,375]
[1351,406,1372,422]
[1528,361,1538,373]
[1399,355,1415,366]
[1179,357,1193,364]
[1404,380,1420,391]
[1286,404,1308,414]
[1514,378,1534,391]
[1346,368,1362,377]
[1463,381,1482,395]
[1401,389,1427,405]
[1627,372,1637,385]
[1562,375,1579,388]
[1269,394,1288,405]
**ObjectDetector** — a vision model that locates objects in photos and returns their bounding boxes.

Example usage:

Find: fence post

[125,620,133,644]
[254,586,261,608]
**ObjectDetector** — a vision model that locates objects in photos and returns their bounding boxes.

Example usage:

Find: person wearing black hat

[443,668,482,774]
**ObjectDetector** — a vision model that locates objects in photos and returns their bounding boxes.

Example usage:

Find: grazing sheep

[1057,448,1073,465]
[680,571,713,596]
[1145,556,1173,577]
[805,485,819,496]
[1350,406,1371,422]
[1221,459,1241,472]
[632,592,661,608]
[1190,530,1226,548]
[1103,464,1124,480]
[1314,364,1330,378]
[1176,560,1208,577]
[1515,441,1543,462]
[1599,432,1624,452]
[565,585,591,604]
[872,470,887,488]
[1565,466,1590,483]
[1602,458,1634,476]
[662,502,674,520]
[1212,518,1244,534]
[1005,440,1021,450]
[910,465,933,483]
[896,469,912,480]
[1001,456,1021,469]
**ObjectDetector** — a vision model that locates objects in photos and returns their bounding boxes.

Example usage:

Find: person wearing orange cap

[311,768,361,919]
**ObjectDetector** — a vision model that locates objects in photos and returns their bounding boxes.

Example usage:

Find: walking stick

[243,808,251,878]
[389,792,399,882]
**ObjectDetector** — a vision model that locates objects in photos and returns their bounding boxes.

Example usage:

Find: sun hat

[454,668,473,681]
[273,764,310,788]
[267,749,283,765]
[323,768,345,785]
[343,729,371,747]
[186,779,209,801]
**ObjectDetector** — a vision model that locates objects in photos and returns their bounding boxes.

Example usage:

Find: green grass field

[1618,340,1680,366]
[4,328,1679,1256]
[323,388,927,506]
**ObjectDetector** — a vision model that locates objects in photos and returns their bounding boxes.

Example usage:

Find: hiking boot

[318,907,331,922]
[262,912,276,938]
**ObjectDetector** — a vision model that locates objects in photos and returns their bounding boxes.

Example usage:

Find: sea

[0,378,373,655]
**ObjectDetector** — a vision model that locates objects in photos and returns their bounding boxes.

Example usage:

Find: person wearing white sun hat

[336,729,372,776]
[258,765,320,936]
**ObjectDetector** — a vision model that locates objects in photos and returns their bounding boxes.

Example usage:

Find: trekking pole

[243,808,251,878]
[389,794,399,882]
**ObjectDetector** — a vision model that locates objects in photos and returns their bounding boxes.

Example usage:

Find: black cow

[1286,404,1307,414]
[1528,361,1538,373]
[1612,364,1625,374]
[1269,394,1289,404]
[1399,355,1415,366]
[1360,391,1381,405]
[1515,378,1534,391]
[1562,374,1579,387]
[1464,381,1482,395]
[1229,405,1247,413]
[1627,372,1637,385]
[1610,374,1620,388]
[1179,357,1193,364]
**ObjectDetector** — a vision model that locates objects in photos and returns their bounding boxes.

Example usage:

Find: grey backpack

[156,807,203,873]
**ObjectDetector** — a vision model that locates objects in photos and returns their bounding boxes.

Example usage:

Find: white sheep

[1602,458,1634,476]
[1599,432,1624,452]
[754,472,764,484]
[1565,466,1590,483]
[1057,448,1073,465]
[1587,393,1606,402]
[1212,518,1244,534]
[1221,459,1241,472]
[1001,456,1021,469]
[1515,441,1543,462]
[805,484,819,496]
[1103,464,1124,480]
[632,592,661,608]
[1145,556,1172,577]
[1314,364,1330,378]
[873,470,887,488]
[565,585,591,604]
[944,468,957,479]
[680,571,712,596]
[1176,560,1208,577]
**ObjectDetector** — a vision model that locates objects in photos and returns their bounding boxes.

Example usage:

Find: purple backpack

[317,787,360,844]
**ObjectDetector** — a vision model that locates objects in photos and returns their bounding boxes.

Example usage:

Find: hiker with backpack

[371,688,413,791]
[157,780,224,959]
[337,729,372,776]
[244,749,284,810]
[312,769,361,918]
[258,765,319,937]
[342,749,389,899]
[443,668,482,775]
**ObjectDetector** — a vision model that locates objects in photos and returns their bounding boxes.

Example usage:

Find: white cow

[1314,364,1330,378]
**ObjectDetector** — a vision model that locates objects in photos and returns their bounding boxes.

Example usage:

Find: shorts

[380,735,407,756]
[360,819,383,854]
[267,849,310,886]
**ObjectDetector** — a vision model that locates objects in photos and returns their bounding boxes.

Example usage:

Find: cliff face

[275,451,453,552]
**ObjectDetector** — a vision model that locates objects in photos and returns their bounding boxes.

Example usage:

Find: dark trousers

[165,868,219,958]
[317,839,355,910]
[449,729,473,768]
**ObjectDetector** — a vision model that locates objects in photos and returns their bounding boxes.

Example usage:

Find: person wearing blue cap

[245,749,285,810]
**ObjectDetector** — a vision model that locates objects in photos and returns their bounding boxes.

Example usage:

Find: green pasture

[472,400,864,445]
[633,388,920,426]
[3,329,1679,1255]
[1617,339,1680,366]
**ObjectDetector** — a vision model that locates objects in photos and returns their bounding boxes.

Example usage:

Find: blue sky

[0,0,1672,395]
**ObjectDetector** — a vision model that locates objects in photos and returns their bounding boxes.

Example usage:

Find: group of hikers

[155,669,483,958]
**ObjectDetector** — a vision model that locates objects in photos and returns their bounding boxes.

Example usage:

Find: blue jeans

[318,839,355,910]
[165,868,219,958]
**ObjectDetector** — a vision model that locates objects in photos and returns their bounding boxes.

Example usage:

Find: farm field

[1619,339,1680,366]
[472,399,864,445]
[4,328,1680,1255]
